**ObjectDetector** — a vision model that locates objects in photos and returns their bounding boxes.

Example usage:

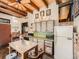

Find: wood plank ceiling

[0,0,55,18]
[0,0,72,22]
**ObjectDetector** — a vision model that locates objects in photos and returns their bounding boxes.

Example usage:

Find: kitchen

[0,0,76,59]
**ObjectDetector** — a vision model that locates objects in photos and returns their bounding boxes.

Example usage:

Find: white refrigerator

[54,26,73,59]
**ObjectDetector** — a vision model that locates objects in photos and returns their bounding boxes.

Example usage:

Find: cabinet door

[0,24,11,46]
[38,39,44,51]
[36,22,40,32]
[41,22,46,32]
[44,40,54,55]
[47,21,54,32]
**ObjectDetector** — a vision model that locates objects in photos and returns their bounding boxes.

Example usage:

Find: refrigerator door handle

[67,38,72,40]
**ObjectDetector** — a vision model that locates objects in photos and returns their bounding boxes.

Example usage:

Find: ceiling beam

[0,7,24,17]
[42,0,48,7]
[7,0,16,3]
[25,7,33,13]
[0,5,26,16]
[29,0,39,10]
[0,7,23,16]
[0,11,13,16]
[0,1,27,14]
[21,4,33,13]
[0,11,20,18]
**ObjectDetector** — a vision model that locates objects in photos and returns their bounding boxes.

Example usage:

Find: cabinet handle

[67,38,72,40]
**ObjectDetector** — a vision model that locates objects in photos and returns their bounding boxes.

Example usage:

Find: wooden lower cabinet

[44,40,54,57]
[29,37,54,57]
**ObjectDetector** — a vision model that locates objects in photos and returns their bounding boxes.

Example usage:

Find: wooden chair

[28,51,44,59]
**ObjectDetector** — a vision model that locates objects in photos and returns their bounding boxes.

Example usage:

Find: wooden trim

[67,5,71,21]
[59,19,68,22]
[59,1,73,8]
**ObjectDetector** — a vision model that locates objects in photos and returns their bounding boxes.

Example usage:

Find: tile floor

[43,55,53,59]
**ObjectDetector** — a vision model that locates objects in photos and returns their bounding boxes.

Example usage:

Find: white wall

[49,3,59,25]
[17,17,28,23]
[10,17,21,33]
[27,13,35,33]
[0,13,13,20]
[48,3,58,21]
[26,3,59,33]
[33,3,58,22]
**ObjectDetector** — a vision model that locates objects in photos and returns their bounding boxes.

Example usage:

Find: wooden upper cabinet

[59,0,71,22]
[60,6,70,19]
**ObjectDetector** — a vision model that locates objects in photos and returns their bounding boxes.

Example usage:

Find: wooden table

[9,40,38,59]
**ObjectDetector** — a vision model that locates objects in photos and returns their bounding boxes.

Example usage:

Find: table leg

[35,45,38,55]
[24,53,28,59]
[21,53,24,59]
[8,46,11,54]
